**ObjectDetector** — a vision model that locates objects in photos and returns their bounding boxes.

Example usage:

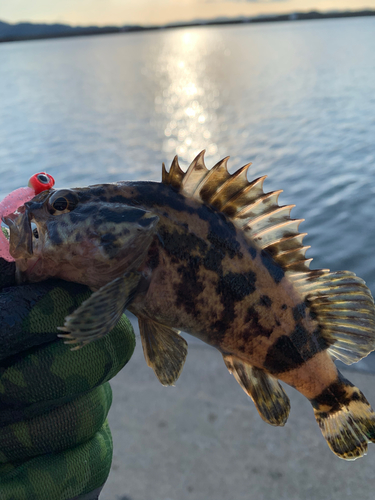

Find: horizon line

[2,7,375,29]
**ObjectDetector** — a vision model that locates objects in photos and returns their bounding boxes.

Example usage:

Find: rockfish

[4,151,375,460]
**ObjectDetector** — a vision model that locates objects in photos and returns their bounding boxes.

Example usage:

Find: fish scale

[4,151,375,460]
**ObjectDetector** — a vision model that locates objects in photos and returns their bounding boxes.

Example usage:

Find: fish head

[3,185,159,288]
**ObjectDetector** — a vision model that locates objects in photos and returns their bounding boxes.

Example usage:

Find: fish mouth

[2,209,33,259]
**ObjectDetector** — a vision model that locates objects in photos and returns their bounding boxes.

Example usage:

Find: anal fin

[139,317,188,386]
[223,355,290,426]
[58,272,142,348]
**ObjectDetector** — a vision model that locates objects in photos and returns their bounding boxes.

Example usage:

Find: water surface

[0,16,375,323]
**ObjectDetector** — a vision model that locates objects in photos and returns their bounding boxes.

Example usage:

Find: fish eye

[48,190,79,214]
[52,197,69,211]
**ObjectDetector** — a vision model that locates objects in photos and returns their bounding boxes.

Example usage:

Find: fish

[4,151,375,460]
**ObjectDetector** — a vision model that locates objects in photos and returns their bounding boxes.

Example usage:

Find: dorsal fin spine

[210,162,252,204]
[163,156,184,189]
[265,233,308,253]
[283,258,313,271]
[250,219,304,249]
[192,157,226,192]
[273,246,311,266]
[241,205,296,230]
[162,163,168,184]
[235,190,283,220]
[181,150,207,195]
[209,163,253,212]
[196,157,231,201]
[221,175,267,214]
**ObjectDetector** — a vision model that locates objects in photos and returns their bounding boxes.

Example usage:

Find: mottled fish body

[5,152,375,460]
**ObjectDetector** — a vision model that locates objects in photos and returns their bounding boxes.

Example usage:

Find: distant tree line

[0,10,374,44]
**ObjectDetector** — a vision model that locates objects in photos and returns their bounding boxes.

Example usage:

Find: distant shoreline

[1,9,374,44]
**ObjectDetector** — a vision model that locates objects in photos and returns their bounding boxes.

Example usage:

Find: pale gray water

[1,17,375,363]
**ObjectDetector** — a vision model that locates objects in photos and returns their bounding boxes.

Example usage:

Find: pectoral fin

[138,317,188,386]
[223,354,290,426]
[58,272,142,349]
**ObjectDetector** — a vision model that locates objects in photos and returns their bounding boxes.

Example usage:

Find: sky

[1,0,375,26]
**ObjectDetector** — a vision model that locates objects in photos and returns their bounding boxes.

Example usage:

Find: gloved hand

[0,246,135,500]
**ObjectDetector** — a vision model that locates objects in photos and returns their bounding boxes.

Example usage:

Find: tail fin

[311,371,375,460]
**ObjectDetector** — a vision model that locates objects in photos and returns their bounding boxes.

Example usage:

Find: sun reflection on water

[149,29,228,167]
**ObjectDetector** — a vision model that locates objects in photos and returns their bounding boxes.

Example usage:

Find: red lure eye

[28,172,55,194]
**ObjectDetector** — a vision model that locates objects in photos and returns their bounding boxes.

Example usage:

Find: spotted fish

[4,151,375,460]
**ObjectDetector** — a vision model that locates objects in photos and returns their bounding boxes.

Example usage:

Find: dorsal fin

[162,156,184,189]
[289,270,375,364]
[162,152,375,365]
[162,151,309,272]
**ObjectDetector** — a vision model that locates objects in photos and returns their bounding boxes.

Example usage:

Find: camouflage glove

[0,256,135,500]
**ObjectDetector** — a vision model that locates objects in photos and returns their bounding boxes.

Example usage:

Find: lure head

[28,172,55,194]
[4,184,159,288]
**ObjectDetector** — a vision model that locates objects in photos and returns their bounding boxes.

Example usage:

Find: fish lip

[2,214,17,228]
[2,210,33,259]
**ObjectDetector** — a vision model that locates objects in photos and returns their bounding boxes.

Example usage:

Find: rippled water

[1,16,375,292]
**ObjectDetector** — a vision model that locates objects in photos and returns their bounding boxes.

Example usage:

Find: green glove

[0,255,135,500]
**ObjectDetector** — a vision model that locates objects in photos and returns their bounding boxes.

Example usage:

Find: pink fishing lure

[0,173,55,262]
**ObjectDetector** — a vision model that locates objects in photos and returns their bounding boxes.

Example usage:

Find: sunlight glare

[151,28,223,166]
